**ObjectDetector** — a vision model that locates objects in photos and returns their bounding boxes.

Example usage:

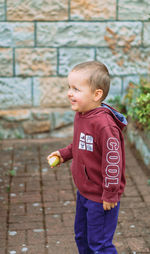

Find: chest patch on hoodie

[78,132,93,152]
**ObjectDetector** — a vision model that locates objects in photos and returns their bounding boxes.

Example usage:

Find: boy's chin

[71,105,78,111]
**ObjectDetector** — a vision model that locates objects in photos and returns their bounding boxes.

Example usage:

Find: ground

[0,137,150,254]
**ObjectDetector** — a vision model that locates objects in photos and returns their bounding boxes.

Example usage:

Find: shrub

[125,79,150,131]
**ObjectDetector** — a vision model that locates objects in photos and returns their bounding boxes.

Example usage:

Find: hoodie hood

[101,103,127,129]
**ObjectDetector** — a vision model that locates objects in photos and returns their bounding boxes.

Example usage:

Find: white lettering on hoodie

[105,137,120,187]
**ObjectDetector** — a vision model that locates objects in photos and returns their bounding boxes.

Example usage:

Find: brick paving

[0,137,150,254]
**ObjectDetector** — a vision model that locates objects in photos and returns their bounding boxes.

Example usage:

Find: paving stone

[9,204,25,216]
[10,192,41,204]
[43,190,59,202]
[27,229,45,245]
[0,237,6,248]
[126,237,150,252]
[44,200,76,215]
[9,221,43,231]
[25,245,46,254]
[118,208,134,222]
[120,220,150,237]
[63,213,74,227]
[113,236,129,254]
[47,234,78,253]
[124,185,139,197]
[8,245,46,254]
[8,230,26,247]
[137,184,150,196]
[58,189,75,201]
[0,248,5,254]
[132,207,150,225]
[47,223,74,236]
[45,214,62,226]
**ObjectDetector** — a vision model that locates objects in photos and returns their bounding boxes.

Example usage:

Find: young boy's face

[68,70,101,113]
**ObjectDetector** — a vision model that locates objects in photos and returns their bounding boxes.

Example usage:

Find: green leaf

[6,185,11,192]
[9,170,16,176]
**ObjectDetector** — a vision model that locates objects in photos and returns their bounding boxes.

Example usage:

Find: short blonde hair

[71,61,110,101]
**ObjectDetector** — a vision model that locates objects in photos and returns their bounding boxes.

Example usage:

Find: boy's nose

[68,89,72,98]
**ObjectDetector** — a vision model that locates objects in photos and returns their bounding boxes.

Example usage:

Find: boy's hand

[103,201,117,210]
[47,151,64,168]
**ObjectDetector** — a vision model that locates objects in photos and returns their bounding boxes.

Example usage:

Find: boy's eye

[74,87,79,91]
[68,85,80,92]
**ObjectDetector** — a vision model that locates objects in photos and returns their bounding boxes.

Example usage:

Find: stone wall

[0,0,150,139]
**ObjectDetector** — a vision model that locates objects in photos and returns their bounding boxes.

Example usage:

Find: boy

[47,61,127,253]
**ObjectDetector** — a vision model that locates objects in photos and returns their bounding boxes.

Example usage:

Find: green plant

[125,78,150,131]
[9,169,16,176]
[6,185,11,193]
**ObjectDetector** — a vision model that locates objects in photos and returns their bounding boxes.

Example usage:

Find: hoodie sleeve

[59,143,73,162]
[100,125,123,203]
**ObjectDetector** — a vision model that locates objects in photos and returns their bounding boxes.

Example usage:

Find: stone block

[71,0,116,20]
[16,48,57,76]
[31,109,50,121]
[33,77,69,107]
[118,0,150,20]
[0,22,34,47]
[7,0,68,21]
[0,78,32,109]
[96,47,150,76]
[37,22,106,47]
[122,75,140,96]
[105,77,122,102]
[0,122,26,139]
[0,49,12,76]
[104,22,142,48]
[53,110,75,129]
[127,123,150,169]
[143,22,150,46]
[59,48,95,76]
[37,21,142,47]
[0,109,31,121]
[23,120,51,134]
[0,0,5,20]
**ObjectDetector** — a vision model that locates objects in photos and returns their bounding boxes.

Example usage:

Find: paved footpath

[0,137,150,254]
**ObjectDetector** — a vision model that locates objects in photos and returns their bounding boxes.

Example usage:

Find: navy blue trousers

[74,191,120,254]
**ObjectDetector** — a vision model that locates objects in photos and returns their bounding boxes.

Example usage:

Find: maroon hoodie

[59,103,127,203]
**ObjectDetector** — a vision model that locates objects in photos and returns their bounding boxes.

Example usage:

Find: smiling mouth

[70,99,76,104]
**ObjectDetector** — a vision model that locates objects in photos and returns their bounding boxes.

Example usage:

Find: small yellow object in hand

[48,156,60,167]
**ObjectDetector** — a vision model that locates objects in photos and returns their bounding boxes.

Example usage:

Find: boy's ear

[94,89,103,101]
